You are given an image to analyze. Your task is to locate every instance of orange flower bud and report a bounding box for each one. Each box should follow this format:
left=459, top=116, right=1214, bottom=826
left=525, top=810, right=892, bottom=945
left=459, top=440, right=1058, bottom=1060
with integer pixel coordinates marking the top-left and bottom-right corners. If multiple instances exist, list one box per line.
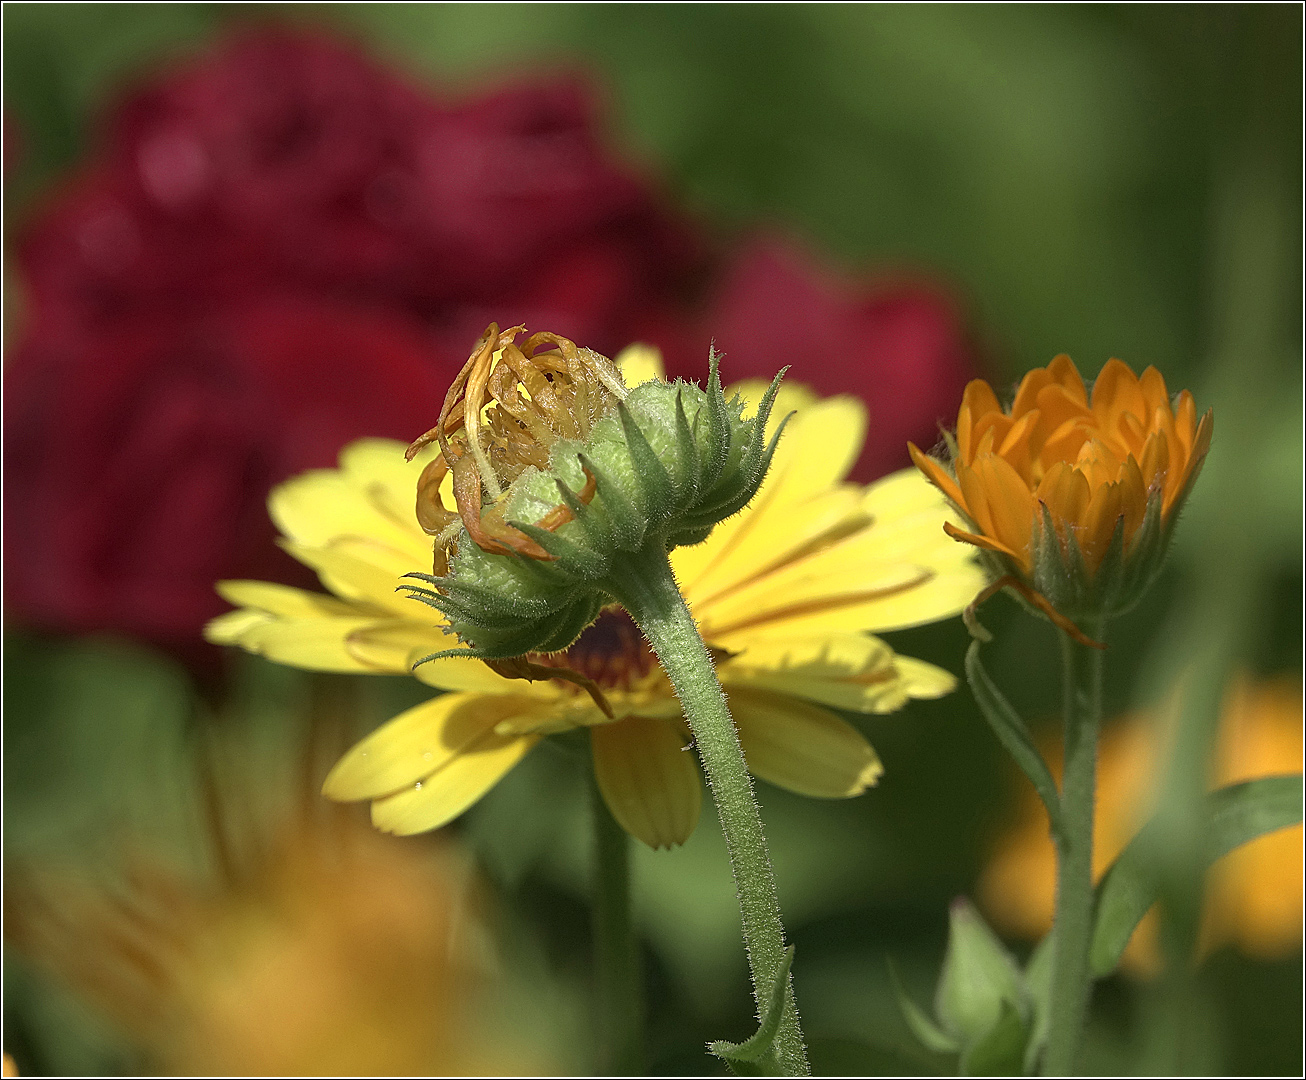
left=910, top=355, right=1212, bottom=621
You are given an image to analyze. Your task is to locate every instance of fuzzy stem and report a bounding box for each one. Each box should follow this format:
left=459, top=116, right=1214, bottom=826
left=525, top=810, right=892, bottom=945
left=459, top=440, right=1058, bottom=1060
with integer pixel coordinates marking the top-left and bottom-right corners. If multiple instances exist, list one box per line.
left=590, top=771, right=644, bottom=1074
left=1043, top=624, right=1106, bottom=1076
left=604, top=539, right=809, bottom=1076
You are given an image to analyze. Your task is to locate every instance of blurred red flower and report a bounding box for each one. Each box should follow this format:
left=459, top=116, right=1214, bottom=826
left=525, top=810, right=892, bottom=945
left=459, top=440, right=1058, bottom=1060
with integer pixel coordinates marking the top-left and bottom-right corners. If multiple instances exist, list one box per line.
left=664, top=238, right=976, bottom=483
left=4, top=28, right=977, bottom=649
left=4, top=29, right=701, bottom=647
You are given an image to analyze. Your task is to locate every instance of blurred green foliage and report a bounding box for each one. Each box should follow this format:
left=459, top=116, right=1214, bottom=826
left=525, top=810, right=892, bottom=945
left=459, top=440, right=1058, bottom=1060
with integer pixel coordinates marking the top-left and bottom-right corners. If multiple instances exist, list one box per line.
left=3, top=4, right=1300, bottom=1076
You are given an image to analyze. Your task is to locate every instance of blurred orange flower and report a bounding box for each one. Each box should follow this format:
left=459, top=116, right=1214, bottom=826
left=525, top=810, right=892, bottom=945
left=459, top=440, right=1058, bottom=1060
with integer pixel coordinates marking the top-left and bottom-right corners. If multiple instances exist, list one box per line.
left=4, top=717, right=549, bottom=1076
left=978, top=675, right=1303, bottom=976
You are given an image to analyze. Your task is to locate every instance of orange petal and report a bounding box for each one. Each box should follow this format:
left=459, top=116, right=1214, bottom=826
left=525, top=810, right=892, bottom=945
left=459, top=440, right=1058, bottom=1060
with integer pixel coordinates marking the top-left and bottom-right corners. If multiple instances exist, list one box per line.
left=1082, top=480, right=1124, bottom=572
left=956, top=460, right=997, bottom=539
left=1036, top=461, right=1092, bottom=531
left=1039, top=415, right=1094, bottom=469
left=1174, top=390, right=1197, bottom=459
left=1047, top=354, right=1088, bottom=405
left=1169, top=409, right=1213, bottom=515
left=1092, top=358, right=1147, bottom=434
left=997, top=409, right=1040, bottom=483
left=958, top=380, right=1003, bottom=463
left=1011, top=367, right=1053, bottom=419
left=974, top=454, right=1036, bottom=561
left=1138, top=429, right=1171, bottom=499
left=1118, top=455, right=1148, bottom=546
left=1077, top=438, right=1124, bottom=492
left=909, top=443, right=965, bottom=509
left=1139, top=366, right=1171, bottom=418
left=1035, top=383, right=1094, bottom=435
left=943, top=520, right=1027, bottom=567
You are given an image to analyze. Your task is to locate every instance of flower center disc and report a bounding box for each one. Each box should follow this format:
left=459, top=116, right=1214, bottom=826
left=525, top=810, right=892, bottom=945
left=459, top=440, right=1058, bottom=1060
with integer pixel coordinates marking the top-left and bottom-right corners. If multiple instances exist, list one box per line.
left=532, top=608, right=655, bottom=691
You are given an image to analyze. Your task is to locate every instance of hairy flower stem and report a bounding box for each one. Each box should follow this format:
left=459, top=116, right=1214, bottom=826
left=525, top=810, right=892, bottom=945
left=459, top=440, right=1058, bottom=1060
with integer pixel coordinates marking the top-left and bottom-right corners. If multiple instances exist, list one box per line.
left=591, top=773, right=644, bottom=1075
left=1043, top=625, right=1106, bottom=1076
left=605, top=540, right=810, bottom=1076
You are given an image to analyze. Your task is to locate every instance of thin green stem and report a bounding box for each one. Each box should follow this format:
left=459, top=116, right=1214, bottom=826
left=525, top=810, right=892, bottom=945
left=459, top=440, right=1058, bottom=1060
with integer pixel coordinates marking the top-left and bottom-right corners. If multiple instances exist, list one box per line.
left=590, top=771, right=644, bottom=1075
left=1043, top=624, right=1106, bottom=1076
left=604, top=539, right=810, bottom=1076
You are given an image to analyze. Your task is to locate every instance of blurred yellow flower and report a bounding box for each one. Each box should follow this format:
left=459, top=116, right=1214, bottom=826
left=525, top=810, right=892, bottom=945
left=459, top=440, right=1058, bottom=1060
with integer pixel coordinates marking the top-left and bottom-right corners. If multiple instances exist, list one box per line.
left=5, top=724, right=546, bottom=1077
left=978, top=676, right=1303, bottom=976
left=206, top=348, right=984, bottom=848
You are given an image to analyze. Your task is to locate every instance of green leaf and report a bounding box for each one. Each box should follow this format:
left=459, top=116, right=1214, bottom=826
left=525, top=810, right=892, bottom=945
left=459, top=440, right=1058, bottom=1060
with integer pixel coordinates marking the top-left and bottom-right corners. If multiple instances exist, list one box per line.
left=1090, top=775, right=1304, bottom=976
left=709, top=945, right=795, bottom=1068
left=888, top=959, right=960, bottom=1054
left=965, top=641, right=1065, bottom=840
left=961, top=999, right=1029, bottom=1077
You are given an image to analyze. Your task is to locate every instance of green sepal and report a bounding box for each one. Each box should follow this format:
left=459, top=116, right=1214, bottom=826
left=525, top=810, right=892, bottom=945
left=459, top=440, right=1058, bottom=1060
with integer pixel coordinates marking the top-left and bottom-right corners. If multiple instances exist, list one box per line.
left=579, top=451, right=647, bottom=550
left=960, top=999, right=1028, bottom=1077
left=1089, top=775, right=1304, bottom=976
left=709, top=945, right=795, bottom=1069
left=700, top=348, right=733, bottom=491
left=510, top=520, right=609, bottom=579
left=673, top=387, right=702, bottom=502
left=617, top=400, right=675, bottom=514
left=935, top=898, right=1029, bottom=1046
left=889, top=960, right=960, bottom=1054
left=554, top=476, right=613, bottom=549
left=1021, top=932, right=1055, bottom=1075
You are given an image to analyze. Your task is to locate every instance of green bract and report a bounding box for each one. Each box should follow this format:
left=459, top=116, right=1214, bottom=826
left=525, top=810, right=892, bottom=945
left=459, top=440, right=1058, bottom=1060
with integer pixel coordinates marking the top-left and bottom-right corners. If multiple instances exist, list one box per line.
left=403, top=355, right=787, bottom=660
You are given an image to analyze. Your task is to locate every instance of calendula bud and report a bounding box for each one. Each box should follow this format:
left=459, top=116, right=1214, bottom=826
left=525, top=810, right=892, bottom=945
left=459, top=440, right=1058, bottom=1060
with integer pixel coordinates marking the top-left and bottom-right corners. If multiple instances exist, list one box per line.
left=910, top=355, right=1212, bottom=624
left=402, top=324, right=786, bottom=659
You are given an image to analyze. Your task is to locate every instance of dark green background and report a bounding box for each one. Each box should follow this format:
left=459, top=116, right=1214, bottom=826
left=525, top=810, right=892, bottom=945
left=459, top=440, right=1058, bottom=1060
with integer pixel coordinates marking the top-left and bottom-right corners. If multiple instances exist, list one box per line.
left=4, top=4, right=1301, bottom=1075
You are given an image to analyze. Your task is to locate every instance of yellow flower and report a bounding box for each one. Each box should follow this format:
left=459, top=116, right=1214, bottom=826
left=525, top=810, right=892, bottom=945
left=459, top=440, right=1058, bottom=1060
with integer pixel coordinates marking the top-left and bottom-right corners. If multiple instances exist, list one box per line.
left=206, top=348, right=984, bottom=849
left=910, top=355, right=1212, bottom=622
left=978, top=675, right=1303, bottom=976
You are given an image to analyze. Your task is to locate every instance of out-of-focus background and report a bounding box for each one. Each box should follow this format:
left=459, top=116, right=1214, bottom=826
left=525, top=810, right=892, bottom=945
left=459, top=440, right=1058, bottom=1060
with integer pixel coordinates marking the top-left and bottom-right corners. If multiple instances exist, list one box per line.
left=3, top=4, right=1300, bottom=1076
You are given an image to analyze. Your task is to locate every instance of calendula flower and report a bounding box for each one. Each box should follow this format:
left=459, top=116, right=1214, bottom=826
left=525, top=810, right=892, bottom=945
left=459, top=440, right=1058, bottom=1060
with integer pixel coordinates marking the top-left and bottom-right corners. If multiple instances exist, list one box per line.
left=978, top=675, right=1303, bottom=976
left=909, top=355, right=1213, bottom=624
left=4, top=719, right=547, bottom=1077
left=207, top=343, right=983, bottom=849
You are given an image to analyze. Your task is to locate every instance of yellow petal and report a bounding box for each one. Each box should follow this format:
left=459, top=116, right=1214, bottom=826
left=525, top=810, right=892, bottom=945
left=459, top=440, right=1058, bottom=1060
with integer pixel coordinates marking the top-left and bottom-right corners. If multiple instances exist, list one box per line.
left=323, top=691, right=548, bottom=801
left=281, top=540, right=418, bottom=616
left=226, top=614, right=390, bottom=672
left=214, top=579, right=363, bottom=619
left=591, top=716, right=702, bottom=849
left=203, top=608, right=274, bottom=645
left=615, top=343, right=665, bottom=387
left=269, top=464, right=433, bottom=566
left=892, top=655, right=960, bottom=699
left=675, top=394, right=867, bottom=602
left=698, top=471, right=984, bottom=639
left=719, top=630, right=953, bottom=714
left=340, top=619, right=456, bottom=671
left=730, top=688, right=882, bottom=798
left=369, top=731, right=539, bottom=836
